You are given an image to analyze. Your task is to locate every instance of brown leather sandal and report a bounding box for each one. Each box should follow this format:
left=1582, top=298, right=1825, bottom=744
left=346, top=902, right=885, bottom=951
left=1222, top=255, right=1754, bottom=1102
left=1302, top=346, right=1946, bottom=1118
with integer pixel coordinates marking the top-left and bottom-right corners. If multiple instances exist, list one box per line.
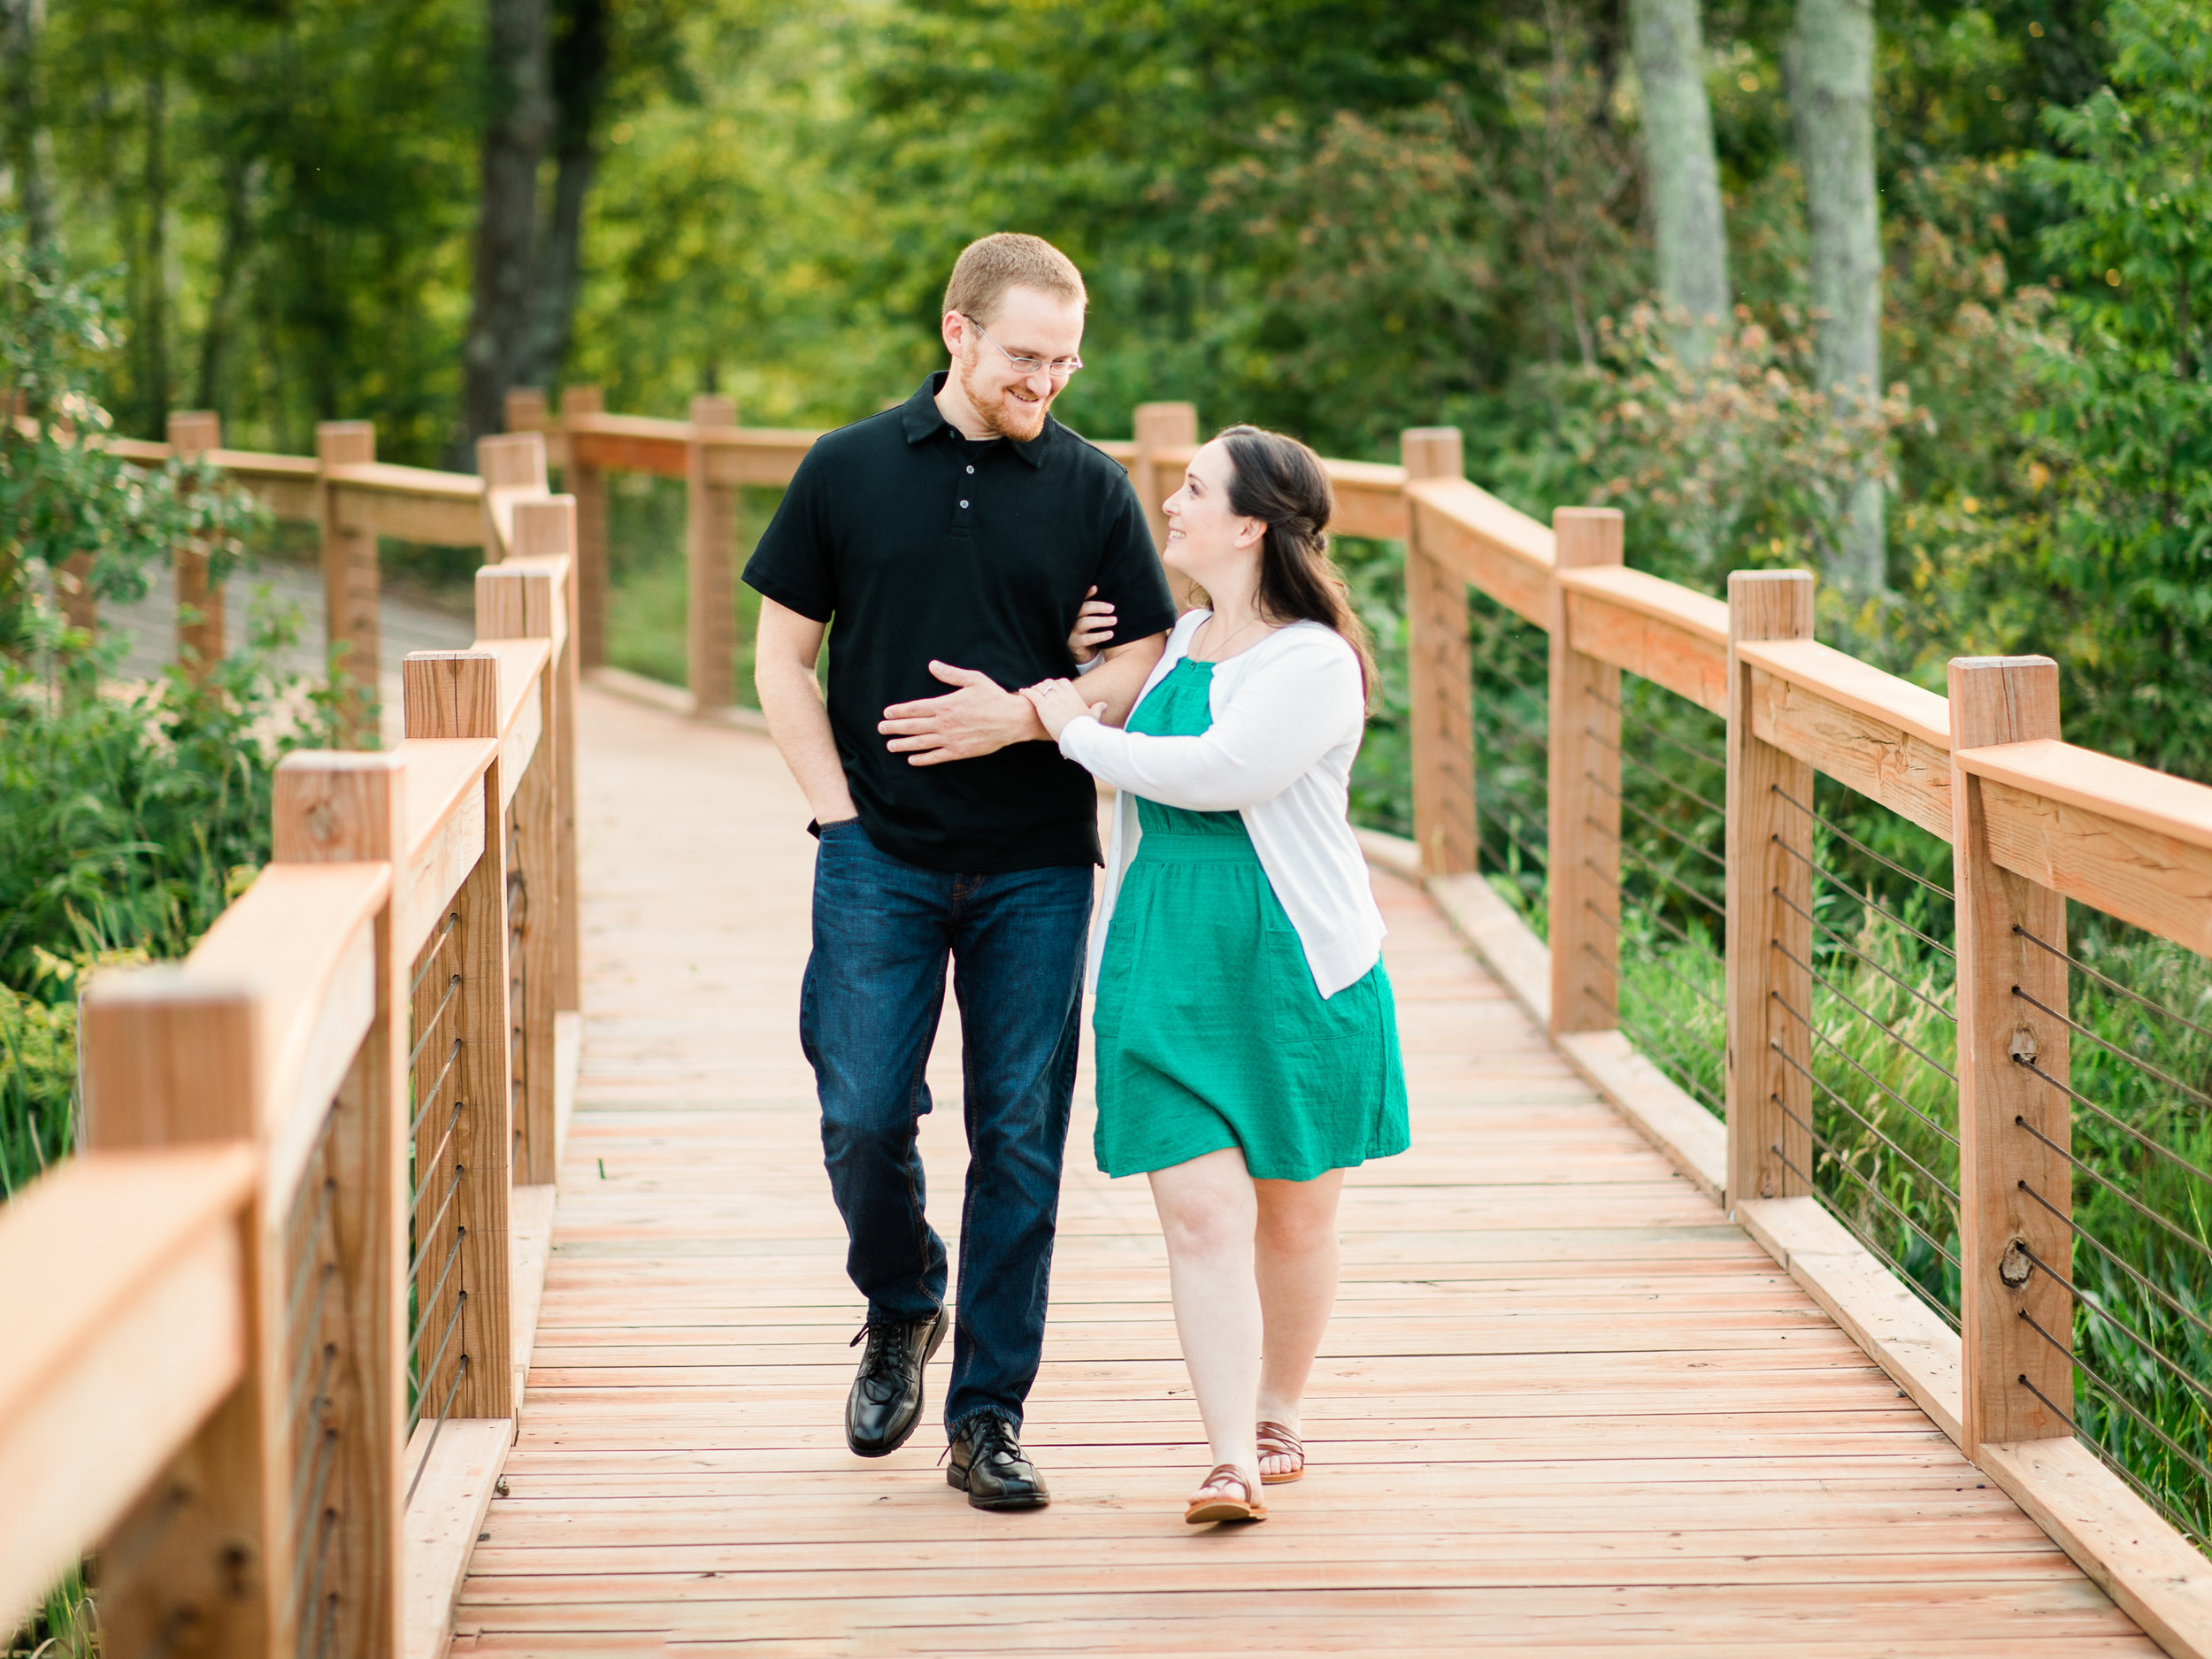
left=1184, top=1463, right=1267, bottom=1525
left=1256, top=1420, right=1305, bottom=1485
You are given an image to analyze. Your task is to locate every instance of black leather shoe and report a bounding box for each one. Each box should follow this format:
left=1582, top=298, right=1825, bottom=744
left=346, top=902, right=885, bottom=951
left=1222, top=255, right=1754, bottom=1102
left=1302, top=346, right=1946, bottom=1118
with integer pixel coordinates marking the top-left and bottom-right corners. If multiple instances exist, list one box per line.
left=844, top=1307, right=947, bottom=1457
left=947, top=1415, right=1050, bottom=1510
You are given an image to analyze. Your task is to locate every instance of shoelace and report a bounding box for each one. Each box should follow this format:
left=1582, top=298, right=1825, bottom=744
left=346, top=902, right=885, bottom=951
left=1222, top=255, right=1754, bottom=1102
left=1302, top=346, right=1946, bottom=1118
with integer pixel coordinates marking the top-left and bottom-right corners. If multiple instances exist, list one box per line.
left=849, top=1322, right=901, bottom=1372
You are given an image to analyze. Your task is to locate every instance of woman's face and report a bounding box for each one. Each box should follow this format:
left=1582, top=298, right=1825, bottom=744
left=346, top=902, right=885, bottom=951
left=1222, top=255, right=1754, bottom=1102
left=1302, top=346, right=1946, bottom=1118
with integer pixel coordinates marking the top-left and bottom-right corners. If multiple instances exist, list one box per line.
left=1162, top=439, right=1263, bottom=587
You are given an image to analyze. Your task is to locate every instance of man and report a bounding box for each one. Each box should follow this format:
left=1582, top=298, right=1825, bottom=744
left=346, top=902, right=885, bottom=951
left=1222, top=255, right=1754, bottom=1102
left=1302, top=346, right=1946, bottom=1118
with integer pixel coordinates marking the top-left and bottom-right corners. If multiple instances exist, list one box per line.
left=744, top=233, right=1176, bottom=1509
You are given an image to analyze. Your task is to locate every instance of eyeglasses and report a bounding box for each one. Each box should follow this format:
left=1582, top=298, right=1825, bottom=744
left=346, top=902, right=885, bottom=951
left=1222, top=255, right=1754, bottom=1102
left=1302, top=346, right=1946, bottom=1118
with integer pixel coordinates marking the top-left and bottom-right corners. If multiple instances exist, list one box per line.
left=958, top=313, right=1084, bottom=380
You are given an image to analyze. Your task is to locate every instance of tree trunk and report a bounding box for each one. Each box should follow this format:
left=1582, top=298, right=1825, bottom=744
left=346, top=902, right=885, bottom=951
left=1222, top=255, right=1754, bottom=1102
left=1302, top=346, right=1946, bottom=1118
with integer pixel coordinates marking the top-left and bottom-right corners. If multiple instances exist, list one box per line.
left=140, top=59, right=169, bottom=434
left=1788, top=0, right=1886, bottom=593
left=520, top=0, right=608, bottom=392
left=0, top=0, right=52, bottom=267
left=1627, top=0, right=1730, bottom=365
left=461, top=0, right=553, bottom=456
left=196, top=157, right=254, bottom=410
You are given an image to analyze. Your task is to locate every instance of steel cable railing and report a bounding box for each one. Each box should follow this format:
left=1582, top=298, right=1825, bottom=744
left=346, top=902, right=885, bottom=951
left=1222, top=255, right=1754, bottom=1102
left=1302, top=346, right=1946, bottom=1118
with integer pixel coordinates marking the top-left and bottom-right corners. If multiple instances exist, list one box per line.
left=283, top=1106, right=345, bottom=1658
left=2002, top=913, right=2212, bottom=1540
left=1593, top=677, right=1727, bottom=1119
left=1468, top=589, right=1548, bottom=920
left=405, top=909, right=472, bottom=1513
left=1765, top=778, right=1962, bottom=1324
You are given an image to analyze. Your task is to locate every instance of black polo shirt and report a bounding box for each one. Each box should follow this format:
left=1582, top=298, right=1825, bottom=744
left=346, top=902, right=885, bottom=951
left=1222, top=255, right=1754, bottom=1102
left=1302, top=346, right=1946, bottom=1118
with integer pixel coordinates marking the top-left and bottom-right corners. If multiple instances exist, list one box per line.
left=743, top=374, right=1178, bottom=872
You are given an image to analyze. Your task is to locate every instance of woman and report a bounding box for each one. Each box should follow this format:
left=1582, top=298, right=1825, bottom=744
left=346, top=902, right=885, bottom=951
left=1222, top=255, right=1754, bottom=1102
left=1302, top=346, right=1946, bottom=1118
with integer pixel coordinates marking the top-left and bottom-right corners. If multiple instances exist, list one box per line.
left=1025, top=426, right=1409, bottom=1525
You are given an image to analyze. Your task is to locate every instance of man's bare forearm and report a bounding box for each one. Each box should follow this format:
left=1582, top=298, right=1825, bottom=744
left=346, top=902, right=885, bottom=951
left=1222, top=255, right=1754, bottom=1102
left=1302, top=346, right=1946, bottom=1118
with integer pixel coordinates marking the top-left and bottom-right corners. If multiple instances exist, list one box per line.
left=1082, top=635, right=1168, bottom=726
left=756, top=655, right=858, bottom=823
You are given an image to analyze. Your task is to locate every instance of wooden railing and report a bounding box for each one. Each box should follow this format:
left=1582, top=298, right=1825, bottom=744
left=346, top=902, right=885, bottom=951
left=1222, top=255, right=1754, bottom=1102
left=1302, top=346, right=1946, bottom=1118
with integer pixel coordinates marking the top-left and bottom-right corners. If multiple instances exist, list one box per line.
left=501, top=389, right=1411, bottom=711
left=1388, top=433, right=2212, bottom=1651
left=0, top=465, right=581, bottom=1657
left=17, top=389, right=2212, bottom=1655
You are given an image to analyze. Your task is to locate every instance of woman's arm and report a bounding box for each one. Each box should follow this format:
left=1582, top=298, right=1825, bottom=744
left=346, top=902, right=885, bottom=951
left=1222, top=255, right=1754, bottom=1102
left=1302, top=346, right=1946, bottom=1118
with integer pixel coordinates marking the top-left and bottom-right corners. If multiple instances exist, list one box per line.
left=1030, top=634, right=1363, bottom=812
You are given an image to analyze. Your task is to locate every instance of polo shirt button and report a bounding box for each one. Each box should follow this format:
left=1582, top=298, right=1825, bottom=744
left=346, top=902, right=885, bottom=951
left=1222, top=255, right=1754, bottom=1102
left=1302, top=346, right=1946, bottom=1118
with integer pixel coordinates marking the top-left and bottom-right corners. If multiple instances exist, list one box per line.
left=965, top=465, right=975, bottom=474
left=959, top=499, right=970, bottom=509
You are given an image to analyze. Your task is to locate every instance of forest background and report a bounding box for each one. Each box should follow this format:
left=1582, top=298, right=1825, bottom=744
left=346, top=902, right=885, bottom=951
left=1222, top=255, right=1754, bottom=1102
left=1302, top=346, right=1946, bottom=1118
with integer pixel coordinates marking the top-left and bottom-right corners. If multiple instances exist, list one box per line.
left=8, top=0, right=2208, bottom=781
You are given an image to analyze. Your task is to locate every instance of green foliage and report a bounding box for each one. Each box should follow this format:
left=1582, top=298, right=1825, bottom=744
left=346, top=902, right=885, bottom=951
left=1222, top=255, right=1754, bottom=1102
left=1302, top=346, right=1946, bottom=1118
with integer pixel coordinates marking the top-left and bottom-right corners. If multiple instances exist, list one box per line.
left=2016, top=0, right=2212, bottom=776
left=0, top=232, right=262, bottom=661
left=1570, top=303, right=1922, bottom=592
left=4, top=1560, right=96, bottom=1659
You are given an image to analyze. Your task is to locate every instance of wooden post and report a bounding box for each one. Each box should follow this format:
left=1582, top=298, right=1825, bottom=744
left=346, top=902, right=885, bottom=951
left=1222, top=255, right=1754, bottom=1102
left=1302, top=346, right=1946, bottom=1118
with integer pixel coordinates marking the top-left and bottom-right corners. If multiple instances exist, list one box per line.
left=1725, top=570, right=1817, bottom=1209
left=511, top=497, right=582, bottom=1016
left=316, top=421, right=379, bottom=746
left=477, top=431, right=549, bottom=563
left=562, top=386, right=608, bottom=671
left=1547, top=509, right=1625, bottom=1032
left=477, top=548, right=564, bottom=1183
left=168, top=410, right=225, bottom=680
left=1133, top=403, right=1198, bottom=611
left=77, top=982, right=273, bottom=1657
left=503, top=385, right=549, bottom=452
left=269, top=749, right=410, bottom=1659
left=402, top=653, right=518, bottom=1422
left=1401, top=427, right=1476, bottom=879
left=1949, top=656, right=2072, bottom=1455
left=686, top=393, right=739, bottom=716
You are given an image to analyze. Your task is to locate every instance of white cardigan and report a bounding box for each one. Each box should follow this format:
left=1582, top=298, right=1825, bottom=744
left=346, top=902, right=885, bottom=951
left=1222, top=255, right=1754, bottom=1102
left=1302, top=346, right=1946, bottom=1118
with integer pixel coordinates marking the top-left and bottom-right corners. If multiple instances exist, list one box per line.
left=1059, top=611, right=1386, bottom=998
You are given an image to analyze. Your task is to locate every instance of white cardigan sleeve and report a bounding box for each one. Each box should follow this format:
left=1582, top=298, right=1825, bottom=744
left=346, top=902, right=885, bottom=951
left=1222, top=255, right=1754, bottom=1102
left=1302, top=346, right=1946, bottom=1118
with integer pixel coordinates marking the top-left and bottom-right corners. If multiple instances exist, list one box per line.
left=1056, top=632, right=1363, bottom=812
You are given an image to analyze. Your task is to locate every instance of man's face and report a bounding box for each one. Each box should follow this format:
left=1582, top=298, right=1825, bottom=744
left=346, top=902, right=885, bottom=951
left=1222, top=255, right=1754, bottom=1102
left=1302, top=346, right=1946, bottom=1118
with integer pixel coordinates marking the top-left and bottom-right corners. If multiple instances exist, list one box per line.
left=946, top=285, right=1087, bottom=442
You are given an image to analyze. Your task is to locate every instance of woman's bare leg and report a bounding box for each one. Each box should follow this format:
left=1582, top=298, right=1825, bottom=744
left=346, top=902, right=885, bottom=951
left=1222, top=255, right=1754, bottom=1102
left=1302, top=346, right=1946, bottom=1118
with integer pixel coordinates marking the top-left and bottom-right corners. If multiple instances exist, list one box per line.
left=1147, top=1147, right=1261, bottom=1500
left=1252, top=1168, right=1345, bottom=1478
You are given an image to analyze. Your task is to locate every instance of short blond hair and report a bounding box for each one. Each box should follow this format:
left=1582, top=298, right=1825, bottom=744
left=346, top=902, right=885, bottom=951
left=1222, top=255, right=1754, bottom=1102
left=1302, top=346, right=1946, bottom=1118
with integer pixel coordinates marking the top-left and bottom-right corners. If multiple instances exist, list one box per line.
left=942, top=233, right=1086, bottom=327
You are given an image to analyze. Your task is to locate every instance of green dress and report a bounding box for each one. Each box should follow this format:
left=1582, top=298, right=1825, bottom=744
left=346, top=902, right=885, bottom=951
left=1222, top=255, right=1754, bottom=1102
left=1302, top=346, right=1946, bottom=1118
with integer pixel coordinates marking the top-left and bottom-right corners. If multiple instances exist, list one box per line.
left=1092, top=657, right=1410, bottom=1181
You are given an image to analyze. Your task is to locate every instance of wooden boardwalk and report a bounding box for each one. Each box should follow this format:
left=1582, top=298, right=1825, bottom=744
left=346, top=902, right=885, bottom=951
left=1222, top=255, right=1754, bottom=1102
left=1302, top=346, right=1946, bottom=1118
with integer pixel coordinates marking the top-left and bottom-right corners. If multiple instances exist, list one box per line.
left=452, top=685, right=2154, bottom=1656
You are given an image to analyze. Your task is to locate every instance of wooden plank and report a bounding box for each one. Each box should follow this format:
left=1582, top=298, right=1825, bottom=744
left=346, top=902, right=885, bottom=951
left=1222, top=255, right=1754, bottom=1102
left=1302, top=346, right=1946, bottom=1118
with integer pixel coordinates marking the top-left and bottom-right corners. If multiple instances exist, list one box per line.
left=1960, top=739, right=2212, bottom=955
left=390, top=739, right=499, bottom=961
left=269, top=742, right=412, bottom=1659
left=406, top=655, right=518, bottom=1425
left=700, top=429, right=823, bottom=488
left=1133, top=404, right=1197, bottom=607
left=183, top=863, right=388, bottom=1210
left=1979, top=1436, right=2212, bottom=1659
left=211, top=448, right=323, bottom=524
left=403, top=1417, right=512, bottom=1659
left=1325, top=458, right=1409, bottom=541
left=1555, top=1030, right=1726, bottom=1203
left=1737, top=1196, right=1964, bottom=1446
left=500, top=522, right=581, bottom=1015
left=1737, top=637, right=1950, bottom=749
left=1402, top=429, right=1476, bottom=876
left=0, top=1148, right=256, bottom=1636
left=1725, top=571, right=1816, bottom=1209
left=505, top=669, right=560, bottom=1181
left=1560, top=565, right=1730, bottom=715
left=686, top=396, right=740, bottom=717
left=1748, top=662, right=1954, bottom=841
left=1403, top=476, right=1555, bottom=626
left=1548, top=508, right=1623, bottom=1032
left=1423, top=871, right=1550, bottom=1027
left=1948, top=659, right=2073, bottom=1455
left=317, top=421, right=380, bottom=743
left=563, top=412, right=693, bottom=476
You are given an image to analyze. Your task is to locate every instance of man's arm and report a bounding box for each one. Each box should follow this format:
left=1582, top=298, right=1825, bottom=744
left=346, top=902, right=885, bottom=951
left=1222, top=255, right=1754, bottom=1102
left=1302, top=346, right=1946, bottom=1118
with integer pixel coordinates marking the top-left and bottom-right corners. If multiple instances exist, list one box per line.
left=754, top=596, right=858, bottom=823
left=879, top=630, right=1168, bottom=767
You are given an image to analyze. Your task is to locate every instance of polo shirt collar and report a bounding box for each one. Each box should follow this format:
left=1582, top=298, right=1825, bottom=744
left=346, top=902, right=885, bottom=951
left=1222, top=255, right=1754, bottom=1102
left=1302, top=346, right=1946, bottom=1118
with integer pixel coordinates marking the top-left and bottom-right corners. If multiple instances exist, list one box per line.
left=901, top=372, right=1053, bottom=467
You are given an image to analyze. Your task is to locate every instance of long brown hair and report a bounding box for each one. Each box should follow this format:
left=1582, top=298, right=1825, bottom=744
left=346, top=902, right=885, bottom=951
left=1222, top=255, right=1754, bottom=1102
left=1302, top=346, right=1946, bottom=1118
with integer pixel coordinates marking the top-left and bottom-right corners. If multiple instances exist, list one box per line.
left=1215, top=424, right=1379, bottom=707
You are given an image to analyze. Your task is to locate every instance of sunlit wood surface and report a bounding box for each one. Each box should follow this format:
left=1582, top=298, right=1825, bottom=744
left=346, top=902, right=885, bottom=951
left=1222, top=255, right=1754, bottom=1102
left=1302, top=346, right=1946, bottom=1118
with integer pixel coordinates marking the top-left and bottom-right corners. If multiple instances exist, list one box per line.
left=450, top=685, right=2153, bottom=1655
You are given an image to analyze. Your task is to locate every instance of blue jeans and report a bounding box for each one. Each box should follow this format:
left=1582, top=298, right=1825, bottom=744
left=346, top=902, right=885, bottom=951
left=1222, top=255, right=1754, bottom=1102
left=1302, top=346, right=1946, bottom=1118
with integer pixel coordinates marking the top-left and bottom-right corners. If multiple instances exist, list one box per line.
left=800, top=818, right=1092, bottom=1436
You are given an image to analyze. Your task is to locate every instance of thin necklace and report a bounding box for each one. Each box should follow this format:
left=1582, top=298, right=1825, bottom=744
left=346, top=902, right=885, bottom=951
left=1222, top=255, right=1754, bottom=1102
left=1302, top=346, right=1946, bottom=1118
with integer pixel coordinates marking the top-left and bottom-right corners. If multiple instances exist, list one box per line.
left=1198, top=611, right=1268, bottom=659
